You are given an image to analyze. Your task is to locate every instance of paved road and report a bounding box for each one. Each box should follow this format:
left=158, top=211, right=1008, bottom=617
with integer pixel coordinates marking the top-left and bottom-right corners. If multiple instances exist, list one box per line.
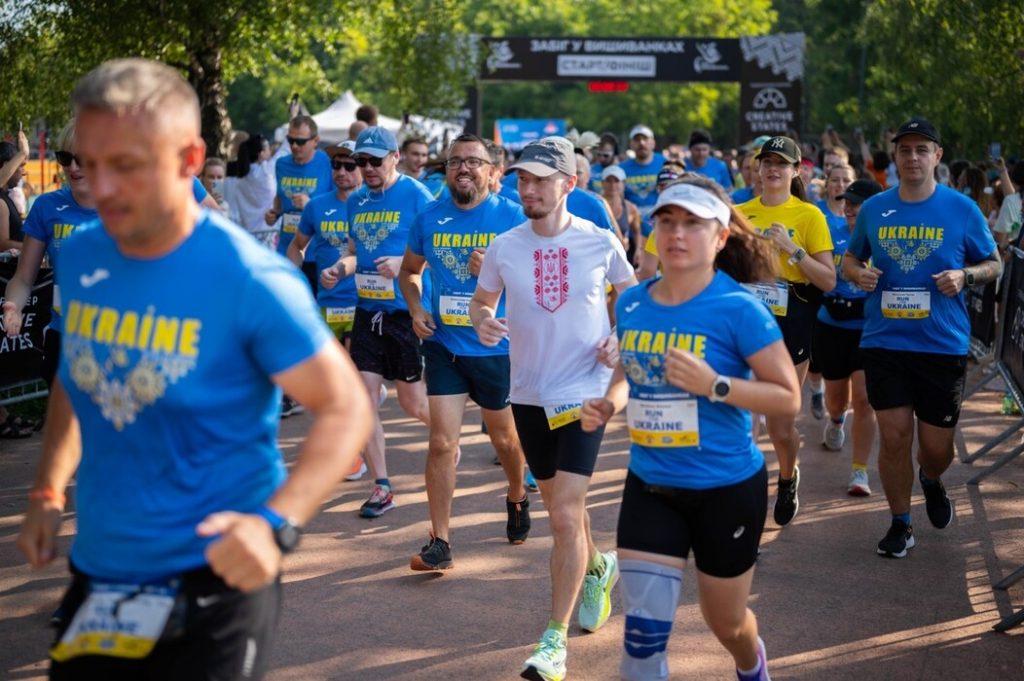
left=1, top=372, right=1022, bottom=680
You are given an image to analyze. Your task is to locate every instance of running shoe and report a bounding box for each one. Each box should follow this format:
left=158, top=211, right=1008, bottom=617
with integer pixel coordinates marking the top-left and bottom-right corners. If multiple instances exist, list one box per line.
left=578, top=550, right=619, bottom=633
left=359, top=484, right=395, bottom=518
left=410, top=535, right=453, bottom=571
left=822, top=419, right=845, bottom=451
left=877, top=518, right=915, bottom=558
left=377, top=383, right=388, bottom=407
left=344, top=460, right=368, bottom=481
left=525, top=468, right=539, bottom=493
left=920, top=468, right=954, bottom=529
left=507, top=496, right=531, bottom=544
left=847, top=469, right=871, bottom=497
left=280, top=396, right=305, bottom=417
left=772, top=467, right=800, bottom=526
left=809, top=390, right=825, bottom=420
left=521, top=630, right=567, bottom=681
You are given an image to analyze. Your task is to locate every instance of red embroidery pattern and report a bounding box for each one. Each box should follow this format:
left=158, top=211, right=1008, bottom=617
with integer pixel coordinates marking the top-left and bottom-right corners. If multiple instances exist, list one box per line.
left=533, top=247, right=569, bottom=312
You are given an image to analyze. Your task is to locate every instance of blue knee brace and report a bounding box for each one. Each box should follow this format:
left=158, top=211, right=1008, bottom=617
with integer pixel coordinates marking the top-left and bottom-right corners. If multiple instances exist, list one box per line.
left=619, top=559, right=683, bottom=681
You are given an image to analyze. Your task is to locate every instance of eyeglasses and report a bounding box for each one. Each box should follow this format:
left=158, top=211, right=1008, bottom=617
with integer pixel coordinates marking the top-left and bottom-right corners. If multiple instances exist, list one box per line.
left=354, top=156, right=386, bottom=168
left=55, top=151, right=81, bottom=167
left=287, top=136, right=313, bottom=146
left=445, top=157, right=491, bottom=170
left=331, top=159, right=358, bottom=172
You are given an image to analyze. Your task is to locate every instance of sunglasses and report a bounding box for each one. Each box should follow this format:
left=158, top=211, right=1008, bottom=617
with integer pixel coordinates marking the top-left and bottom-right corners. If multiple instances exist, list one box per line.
left=287, top=136, right=313, bottom=146
left=331, top=159, right=358, bottom=172
left=354, top=156, right=387, bottom=168
left=55, top=151, right=81, bottom=167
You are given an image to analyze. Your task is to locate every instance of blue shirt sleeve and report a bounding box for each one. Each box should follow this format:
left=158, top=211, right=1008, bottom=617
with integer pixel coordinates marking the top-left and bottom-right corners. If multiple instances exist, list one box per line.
left=22, top=199, right=48, bottom=243
left=192, top=177, right=208, bottom=203
left=408, top=213, right=426, bottom=257
left=964, top=201, right=997, bottom=263
left=298, top=200, right=317, bottom=237
left=734, top=294, right=783, bottom=359
left=848, top=207, right=872, bottom=261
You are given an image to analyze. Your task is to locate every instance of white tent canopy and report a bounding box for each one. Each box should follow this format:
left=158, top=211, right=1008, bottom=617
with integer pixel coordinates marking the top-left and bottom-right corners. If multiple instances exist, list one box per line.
left=273, top=90, right=461, bottom=151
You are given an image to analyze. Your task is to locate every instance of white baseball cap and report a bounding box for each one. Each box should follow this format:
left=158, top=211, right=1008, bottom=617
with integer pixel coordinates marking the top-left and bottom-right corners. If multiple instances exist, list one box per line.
left=601, top=165, right=626, bottom=182
left=651, top=182, right=731, bottom=227
left=629, top=125, right=655, bottom=140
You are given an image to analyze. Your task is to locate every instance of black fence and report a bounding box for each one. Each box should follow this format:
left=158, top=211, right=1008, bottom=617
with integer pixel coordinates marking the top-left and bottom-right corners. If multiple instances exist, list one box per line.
left=0, top=258, right=52, bottom=393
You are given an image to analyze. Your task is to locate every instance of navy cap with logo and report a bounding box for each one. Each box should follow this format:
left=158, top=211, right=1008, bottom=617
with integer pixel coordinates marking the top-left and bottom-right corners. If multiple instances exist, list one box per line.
left=355, top=126, right=398, bottom=158
left=840, top=179, right=884, bottom=205
left=892, top=117, right=941, bottom=145
left=507, top=136, right=577, bottom=177
left=755, top=136, right=801, bottom=164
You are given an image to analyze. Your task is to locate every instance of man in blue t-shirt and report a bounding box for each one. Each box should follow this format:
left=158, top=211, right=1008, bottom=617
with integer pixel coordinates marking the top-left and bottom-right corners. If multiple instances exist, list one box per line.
left=399, top=133, right=531, bottom=569
left=618, top=124, right=665, bottom=239
left=684, top=130, right=734, bottom=189
left=843, top=117, right=1002, bottom=559
left=319, top=126, right=435, bottom=519
left=16, top=58, right=372, bottom=679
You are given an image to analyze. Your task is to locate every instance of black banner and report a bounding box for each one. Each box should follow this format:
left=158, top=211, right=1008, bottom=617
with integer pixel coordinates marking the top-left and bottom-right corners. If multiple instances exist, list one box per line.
left=0, top=260, right=52, bottom=386
left=998, top=248, right=1024, bottom=406
left=967, top=280, right=998, bottom=351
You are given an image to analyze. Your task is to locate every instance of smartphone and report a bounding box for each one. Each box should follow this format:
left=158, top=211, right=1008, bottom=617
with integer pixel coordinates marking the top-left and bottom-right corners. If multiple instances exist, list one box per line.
left=989, top=142, right=1001, bottom=161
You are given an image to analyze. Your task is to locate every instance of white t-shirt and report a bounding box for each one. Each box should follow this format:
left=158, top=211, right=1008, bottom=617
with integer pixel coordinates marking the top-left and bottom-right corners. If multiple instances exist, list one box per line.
left=994, top=192, right=1022, bottom=242
left=478, top=216, right=634, bottom=406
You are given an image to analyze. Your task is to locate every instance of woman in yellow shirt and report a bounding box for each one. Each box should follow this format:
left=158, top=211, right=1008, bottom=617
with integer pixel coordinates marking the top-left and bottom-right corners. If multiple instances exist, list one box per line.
left=736, top=136, right=835, bottom=528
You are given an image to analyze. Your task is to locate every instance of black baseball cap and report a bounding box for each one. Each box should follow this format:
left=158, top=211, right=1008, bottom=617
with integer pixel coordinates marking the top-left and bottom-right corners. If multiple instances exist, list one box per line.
left=892, top=117, right=941, bottom=145
left=755, top=136, right=801, bottom=164
left=840, top=179, right=884, bottom=205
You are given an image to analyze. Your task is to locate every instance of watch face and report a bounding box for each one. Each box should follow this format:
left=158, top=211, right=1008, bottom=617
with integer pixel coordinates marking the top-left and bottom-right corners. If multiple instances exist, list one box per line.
left=714, top=380, right=730, bottom=397
left=276, top=523, right=301, bottom=553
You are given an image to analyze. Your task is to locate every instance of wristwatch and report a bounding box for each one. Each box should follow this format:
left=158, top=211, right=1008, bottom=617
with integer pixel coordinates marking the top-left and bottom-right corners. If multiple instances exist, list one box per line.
left=963, top=269, right=975, bottom=287
left=787, top=248, right=806, bottom=265
left=256, top=506, right=302, bottom=554
left=709, top=375, right=732, bottom=403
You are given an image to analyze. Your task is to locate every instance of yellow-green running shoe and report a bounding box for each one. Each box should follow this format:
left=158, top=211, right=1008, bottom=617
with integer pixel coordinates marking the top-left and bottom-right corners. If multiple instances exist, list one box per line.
left=520, top=629, right=567, bottom=681
left=578, top=550, right=619, bottom=632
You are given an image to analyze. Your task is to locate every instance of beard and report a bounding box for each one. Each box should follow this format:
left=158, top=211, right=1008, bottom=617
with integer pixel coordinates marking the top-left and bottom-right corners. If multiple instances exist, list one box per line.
left=522, top=203, right=553, bottom=220
left=451, top=184, right=479, bottom=206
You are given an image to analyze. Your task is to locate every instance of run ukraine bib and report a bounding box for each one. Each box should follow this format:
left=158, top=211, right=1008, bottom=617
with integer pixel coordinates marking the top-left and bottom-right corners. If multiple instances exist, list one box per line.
left=627, top=397, right=700, bottom=447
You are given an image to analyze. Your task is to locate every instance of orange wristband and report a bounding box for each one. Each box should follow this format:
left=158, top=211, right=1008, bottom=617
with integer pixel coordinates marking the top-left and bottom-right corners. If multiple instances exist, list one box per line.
left=29, top=487, right=66, bottom=507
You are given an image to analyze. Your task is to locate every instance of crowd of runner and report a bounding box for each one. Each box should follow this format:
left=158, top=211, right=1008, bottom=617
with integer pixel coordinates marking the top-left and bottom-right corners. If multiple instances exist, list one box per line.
left=0, top=58, right=1019, bottom=680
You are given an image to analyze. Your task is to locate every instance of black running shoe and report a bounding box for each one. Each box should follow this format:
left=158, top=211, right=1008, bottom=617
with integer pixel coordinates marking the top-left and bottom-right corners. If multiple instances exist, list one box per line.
left=773, top=466, right=800, bottom=526
left=920, top=468, right=954, bottom=529
left=877, top=519, right=915, bottom=558
left=410, top=535, right=453, bottom=571
left=506, top=496, right=531, bottom=544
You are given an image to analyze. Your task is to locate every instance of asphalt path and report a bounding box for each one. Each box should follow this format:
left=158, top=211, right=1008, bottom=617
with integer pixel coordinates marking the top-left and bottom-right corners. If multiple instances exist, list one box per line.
left=1, top=368, right=1022, bottom=680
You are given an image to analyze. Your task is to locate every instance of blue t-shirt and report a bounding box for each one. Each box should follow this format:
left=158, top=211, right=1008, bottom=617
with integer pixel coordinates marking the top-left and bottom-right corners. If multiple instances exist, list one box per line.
left=57, top=210, right=331, bottom=581
left=408, top=193, right=525, bottom=356
left=348, top=174, right=435, bottom=313
left=589, top=163, right=607, bottom=194
left=817, top=208, right=867, bottom=331
left=848, top=185, right=997, bottom=355
left=299, top=192, right=357, bottom=312
left=619, top=153, right=665, bottom=236
left=616, top=273, right=782, bottom=489
left=567, top=188, right=614, bottom=231
left=21, top=187, right=98, bottom=333
left=731, top=186, right=754, bottom=204
left=686, top=157, right=733, bottom=189
left=274, top=150, right=334, bottom=257
left=499, top=173, right=522, bottom=204
left=192, top=177, right=208, bottom=203
left=418, top=169, right=447, bottom=199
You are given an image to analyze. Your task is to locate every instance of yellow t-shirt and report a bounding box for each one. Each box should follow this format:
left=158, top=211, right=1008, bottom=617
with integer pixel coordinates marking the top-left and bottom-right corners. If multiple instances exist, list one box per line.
left=736, top=195, right=832, bottom=284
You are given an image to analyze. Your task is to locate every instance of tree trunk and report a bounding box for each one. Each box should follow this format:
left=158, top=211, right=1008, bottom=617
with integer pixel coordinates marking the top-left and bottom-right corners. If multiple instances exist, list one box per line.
left=189, top=45, right=232, bottom=159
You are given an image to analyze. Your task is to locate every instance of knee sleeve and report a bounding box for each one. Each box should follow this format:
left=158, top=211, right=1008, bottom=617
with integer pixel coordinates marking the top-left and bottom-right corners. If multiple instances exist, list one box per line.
left=619, top=559, right=683, bottom=681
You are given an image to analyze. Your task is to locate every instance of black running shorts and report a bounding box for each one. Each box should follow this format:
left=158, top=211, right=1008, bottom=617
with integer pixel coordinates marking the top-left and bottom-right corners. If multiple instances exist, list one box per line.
left=510, top=403, right=606, bottom=480
left=812, top=321, right=864, bottom=381
left=349, top=308, right=423, bottom=382
left=860, top=347, right=967, bottom=427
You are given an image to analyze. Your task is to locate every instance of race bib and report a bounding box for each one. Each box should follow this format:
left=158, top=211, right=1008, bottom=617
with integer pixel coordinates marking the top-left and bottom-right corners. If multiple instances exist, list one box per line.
left=355, top=273, right=396, bottom=300
left=881, top=289, right=931, bottom=319
left=282, top=212, right=301, bottom=234
left=544, top=402, right=582, bottom=430
left=51, top=582, right=177, bottom=662
left=439, top=295, right=472, bottom=327
left=627, top=398, right=700, bottom=448
left=744, top=282, right=789, bottom=317
left=325, top=306, right=355, bottom=324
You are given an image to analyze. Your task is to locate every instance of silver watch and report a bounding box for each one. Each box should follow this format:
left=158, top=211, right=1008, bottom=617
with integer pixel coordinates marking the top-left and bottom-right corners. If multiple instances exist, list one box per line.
left=709, top=375, right=732, bottom=402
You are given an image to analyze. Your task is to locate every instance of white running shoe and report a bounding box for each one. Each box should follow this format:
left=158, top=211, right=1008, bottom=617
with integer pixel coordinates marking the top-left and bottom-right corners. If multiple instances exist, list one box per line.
left=822, top=419, right=846, bottom=451
left=848, top=468, right=871, bottom=496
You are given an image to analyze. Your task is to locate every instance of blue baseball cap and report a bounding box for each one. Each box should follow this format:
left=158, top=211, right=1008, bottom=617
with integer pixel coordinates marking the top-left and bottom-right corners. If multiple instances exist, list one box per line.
left=354, top=126, right=398, bottom=158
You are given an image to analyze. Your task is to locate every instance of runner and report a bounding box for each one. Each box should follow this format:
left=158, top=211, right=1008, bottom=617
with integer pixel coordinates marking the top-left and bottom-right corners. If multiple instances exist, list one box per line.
left=814, top=179, right=882, bottom=496
left=737, top=136, right=835, bottom=527
left=470, top=137, right=637, bottom=681
left=320, top=126, right=435, bottom=518
left=582, top=177, right=799, bottom=681
left=619, top=125, right=665, bottom=248
left=16, top=58, right=372, bottom=680
left=399, top=133, right=530, bottom=569
left=843, top=117, right=1001, bottom=558
left=684, top=130, right=734, bottom=189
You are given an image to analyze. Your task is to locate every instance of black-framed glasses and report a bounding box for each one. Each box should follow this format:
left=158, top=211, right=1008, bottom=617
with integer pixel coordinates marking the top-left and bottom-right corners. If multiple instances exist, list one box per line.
left=287, top=136, right=313, bottom=146
left=331, top=159, right=359, bottom=172
left=55, top=151, right=81, bottom=167
left=445, top=157, right=491, bottom=170
left=354, top=156, right=386, bottom=168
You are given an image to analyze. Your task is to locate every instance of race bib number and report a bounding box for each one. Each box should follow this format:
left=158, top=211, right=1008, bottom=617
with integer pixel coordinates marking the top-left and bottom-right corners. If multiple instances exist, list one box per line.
left=282, top=212, right=301, bottom=234
left=51, top=583, right=177, bottom=662
left=325, top=306, right=355, bottom=324
left=881, top=289, right=931, bottom=319
left=743, top=282, right=789, bottom=317
left=439, top=295, right=472, bottom=327
left=627, top=398, right=700, bottom=447
left=544, top=402, right=582, bottom=430
left=355, top=273, right=396, bottom=300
